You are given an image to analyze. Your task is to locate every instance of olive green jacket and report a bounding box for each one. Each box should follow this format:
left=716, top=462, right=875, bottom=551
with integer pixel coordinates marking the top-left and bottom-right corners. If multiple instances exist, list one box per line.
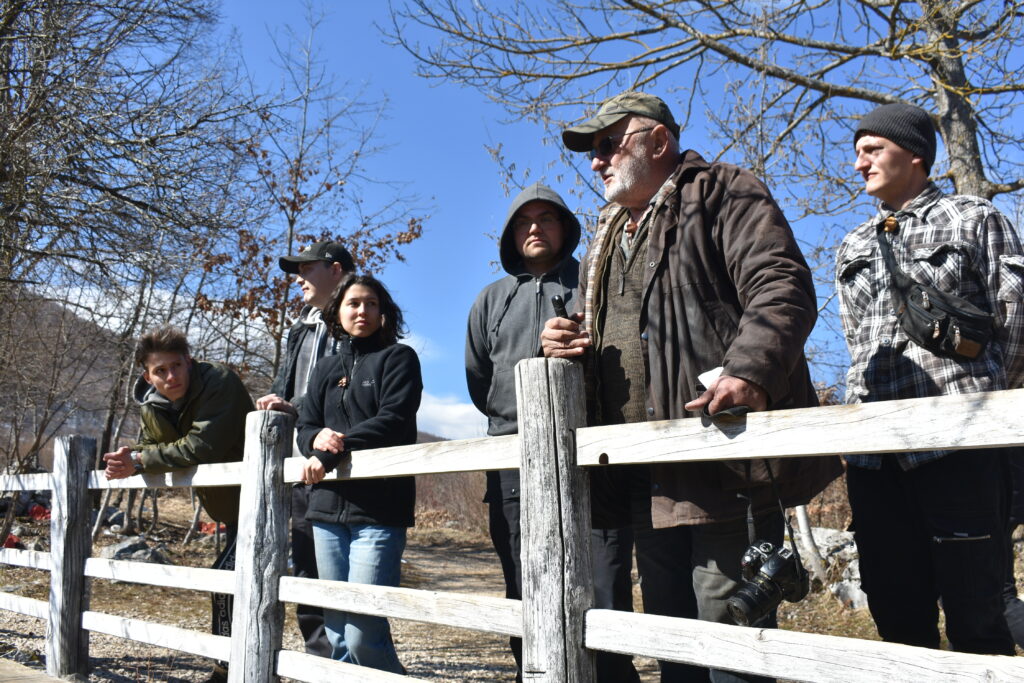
left=134, top=360, right=254, bottom=523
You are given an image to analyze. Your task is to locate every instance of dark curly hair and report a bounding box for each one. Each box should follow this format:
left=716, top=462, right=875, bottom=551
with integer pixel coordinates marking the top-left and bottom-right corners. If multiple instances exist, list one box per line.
left=322, top=274, right=406, bottom=346
left=135, top=326, right=191, bottom=366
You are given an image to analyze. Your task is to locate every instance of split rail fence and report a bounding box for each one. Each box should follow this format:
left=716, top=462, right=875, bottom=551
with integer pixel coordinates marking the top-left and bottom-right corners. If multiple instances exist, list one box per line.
left=2, top=357, right=1024, bottom=681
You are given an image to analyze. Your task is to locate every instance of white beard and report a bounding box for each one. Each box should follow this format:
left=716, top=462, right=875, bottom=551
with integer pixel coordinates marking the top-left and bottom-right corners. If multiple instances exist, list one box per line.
left=603, top=139, right=650, bottom=205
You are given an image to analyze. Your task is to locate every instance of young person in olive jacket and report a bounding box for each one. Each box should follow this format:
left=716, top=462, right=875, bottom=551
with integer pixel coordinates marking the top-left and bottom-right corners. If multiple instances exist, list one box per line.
left=103, top=326, right=254, bottom=683
left=296, top=275, right=422, bottom=674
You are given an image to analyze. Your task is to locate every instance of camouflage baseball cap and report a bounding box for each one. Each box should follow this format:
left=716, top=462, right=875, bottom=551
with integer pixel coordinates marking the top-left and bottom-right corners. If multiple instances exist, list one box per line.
left=562, top=91, right=680, bottom=152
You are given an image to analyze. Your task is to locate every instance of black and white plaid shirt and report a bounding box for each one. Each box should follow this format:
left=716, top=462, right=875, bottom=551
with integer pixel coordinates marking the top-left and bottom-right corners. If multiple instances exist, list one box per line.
left=837, top=183, right=1024, bottom=469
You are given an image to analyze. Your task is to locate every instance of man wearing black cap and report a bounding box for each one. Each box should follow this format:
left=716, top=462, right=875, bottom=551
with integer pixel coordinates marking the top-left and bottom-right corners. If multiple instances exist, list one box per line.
left=542, top=91, right=840, bottom=682
left=256, top=239, right=355, bottom=657
left=837, top=103, right=1024, bottom=654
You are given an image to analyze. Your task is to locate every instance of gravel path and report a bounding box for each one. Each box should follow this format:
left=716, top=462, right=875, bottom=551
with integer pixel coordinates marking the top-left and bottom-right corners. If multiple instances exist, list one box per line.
left=0, top=527, right=521, bottom=681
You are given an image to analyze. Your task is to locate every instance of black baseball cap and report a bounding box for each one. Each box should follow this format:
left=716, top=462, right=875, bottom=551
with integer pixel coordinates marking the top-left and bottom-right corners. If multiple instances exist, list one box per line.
left=279, top=240, right=355, bottom=274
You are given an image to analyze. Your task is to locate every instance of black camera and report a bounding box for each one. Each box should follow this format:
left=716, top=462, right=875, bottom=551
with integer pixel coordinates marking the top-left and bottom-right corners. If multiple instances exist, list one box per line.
left=726, top=539, right=809, bottom=627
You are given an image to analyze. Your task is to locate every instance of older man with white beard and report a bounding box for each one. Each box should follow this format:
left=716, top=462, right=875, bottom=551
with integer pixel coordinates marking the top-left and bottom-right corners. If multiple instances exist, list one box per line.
left=541, top=91, right=841, bottom=683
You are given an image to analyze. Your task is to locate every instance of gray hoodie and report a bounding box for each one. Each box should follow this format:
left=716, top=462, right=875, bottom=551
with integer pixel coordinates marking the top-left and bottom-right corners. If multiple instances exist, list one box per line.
left=465, top=182, right=582, bottom=438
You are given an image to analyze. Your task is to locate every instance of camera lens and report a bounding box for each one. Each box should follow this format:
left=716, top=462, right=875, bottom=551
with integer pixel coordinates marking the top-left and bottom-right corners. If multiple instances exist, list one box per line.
left=726, top=575, right=782, bottom=626
left=726, top=590, right=759, bottom=626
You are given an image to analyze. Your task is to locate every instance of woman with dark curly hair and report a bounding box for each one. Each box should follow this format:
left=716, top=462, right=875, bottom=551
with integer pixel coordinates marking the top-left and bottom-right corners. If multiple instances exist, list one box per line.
left=296, top=274, right=422, bottom=673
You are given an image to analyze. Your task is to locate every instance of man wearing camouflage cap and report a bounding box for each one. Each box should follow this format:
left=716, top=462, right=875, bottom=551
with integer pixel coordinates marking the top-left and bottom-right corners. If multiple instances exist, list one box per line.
left=543, top=91, right=841, bottom=682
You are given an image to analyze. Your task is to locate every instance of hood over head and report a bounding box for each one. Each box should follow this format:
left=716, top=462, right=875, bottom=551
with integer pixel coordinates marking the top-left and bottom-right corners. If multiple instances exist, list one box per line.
left=499, top=182, right=581, bottom=275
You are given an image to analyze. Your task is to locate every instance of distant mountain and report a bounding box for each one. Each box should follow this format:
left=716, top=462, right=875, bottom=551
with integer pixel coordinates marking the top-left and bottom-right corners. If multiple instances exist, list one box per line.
left=416, top=431, right=445, bottom=443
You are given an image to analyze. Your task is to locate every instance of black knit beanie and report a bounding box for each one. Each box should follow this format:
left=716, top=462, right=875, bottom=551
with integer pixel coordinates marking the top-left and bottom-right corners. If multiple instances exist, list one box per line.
left=854, top=103, right=936, bottom=171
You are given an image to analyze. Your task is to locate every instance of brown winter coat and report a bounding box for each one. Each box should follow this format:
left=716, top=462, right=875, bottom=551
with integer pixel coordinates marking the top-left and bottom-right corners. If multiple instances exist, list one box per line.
left=581, top=150, right=842, bottom=526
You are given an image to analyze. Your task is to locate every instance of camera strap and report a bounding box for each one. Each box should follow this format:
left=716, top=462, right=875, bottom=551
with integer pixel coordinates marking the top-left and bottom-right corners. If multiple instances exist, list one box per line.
left=742, top=460, right=806, bottom=578
left=742, top=462, right=757, bottom=546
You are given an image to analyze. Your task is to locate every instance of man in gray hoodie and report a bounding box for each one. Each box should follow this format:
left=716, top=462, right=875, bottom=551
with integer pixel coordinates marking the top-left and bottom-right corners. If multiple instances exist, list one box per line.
left=466, top=183, right=639, bottom=681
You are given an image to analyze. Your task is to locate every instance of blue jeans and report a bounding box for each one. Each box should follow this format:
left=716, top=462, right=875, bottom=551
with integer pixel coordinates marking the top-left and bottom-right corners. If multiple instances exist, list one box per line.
left=312, top=522, right=407, bottom=673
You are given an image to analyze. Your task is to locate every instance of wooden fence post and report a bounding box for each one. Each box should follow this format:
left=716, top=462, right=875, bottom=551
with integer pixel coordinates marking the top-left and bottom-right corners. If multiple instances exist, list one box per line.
left=228, top=411, right=293, bottom=683
left=47, top=435, right=94, bottom=678
left=516, top=357, right=594, bottom=682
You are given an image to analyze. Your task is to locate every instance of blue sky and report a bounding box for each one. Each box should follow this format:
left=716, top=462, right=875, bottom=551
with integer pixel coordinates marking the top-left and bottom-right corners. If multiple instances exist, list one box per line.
left=218, top=1, right=1005, bottom=438
left=217, top=1, right=608, bottom=438
left=217, top=1, right=856, bottom=439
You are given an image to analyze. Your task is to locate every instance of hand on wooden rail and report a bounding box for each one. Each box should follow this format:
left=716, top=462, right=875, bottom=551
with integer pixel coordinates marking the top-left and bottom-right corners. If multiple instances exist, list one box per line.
left=102, top=446, right=136, bottom=480
left=685, top=375, right=767, bottom=416
left=255, top=393, right=298, bottom=415
left=301, top=455, right=326, bottom=485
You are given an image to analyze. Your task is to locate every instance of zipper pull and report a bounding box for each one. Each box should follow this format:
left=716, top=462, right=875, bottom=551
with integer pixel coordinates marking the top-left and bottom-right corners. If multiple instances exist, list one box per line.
left=932, top=320, right=941, bottom=339
left=921, top=290, right=930, bottom=310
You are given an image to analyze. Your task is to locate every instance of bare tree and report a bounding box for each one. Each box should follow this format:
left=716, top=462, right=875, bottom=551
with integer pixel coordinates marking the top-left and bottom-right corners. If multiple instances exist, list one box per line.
left=388, top=0, right=1023, bottom=201
left=206, top=2, right=426, bottom=381
left=0, top=2, right=429, bottom=558
left=387, top=0, right=1023, bottom=390
left=0, top=286, right=124, bottom=540
left=0, top=0, right=260, bottom=294
left=0, top=0, right=264, bottom=494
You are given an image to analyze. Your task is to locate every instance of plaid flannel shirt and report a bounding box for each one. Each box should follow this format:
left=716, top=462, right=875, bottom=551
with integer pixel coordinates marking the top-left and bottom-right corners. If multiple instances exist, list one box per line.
left=837, top=183, right=1024, bottom=470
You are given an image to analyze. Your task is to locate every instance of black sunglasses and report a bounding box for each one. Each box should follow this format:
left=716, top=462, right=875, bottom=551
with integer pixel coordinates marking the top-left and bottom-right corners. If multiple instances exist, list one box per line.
left=588, top=126, right=656, bottom=161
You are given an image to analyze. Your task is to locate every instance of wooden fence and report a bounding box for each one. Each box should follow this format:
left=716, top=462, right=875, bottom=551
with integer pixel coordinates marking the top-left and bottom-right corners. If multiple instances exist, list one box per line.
left=2, top=357, right=1024, bottom=682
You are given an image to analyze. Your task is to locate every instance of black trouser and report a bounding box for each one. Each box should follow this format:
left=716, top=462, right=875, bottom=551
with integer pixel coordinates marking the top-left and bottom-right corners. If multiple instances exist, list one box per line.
left=621, top=462, right=778, bottom=683
left=847, top=450, right=1013, bottom=654
left=1002, top=449, right=1024, bottom=648
left=486, top=471, right=640, bottom=682
left=291, top=483, right=333, bottom=657
left=633, top=514, right=781, bottom=683
left=211, top=524, right=237, bottom=639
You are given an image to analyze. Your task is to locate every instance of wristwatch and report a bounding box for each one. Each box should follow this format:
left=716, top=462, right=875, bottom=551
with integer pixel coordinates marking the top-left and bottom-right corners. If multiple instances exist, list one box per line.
left=130, top=450, right=144, bottom=474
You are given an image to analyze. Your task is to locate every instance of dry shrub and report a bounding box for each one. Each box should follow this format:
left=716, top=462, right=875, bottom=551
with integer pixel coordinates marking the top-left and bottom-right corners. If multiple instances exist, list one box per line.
left=803, top=466, right=851, bottom=530
left=415, top=471, right=488, bottom=537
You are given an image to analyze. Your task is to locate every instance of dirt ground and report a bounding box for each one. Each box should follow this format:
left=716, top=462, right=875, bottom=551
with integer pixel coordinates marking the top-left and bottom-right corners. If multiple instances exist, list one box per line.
left=2, top=489, right=1019, bottom=681
left=2, top=491, right=611, bottom=681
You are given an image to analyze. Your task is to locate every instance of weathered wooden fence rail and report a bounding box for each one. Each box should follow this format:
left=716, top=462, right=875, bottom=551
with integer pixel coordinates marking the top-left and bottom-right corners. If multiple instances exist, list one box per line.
left=2, top=357, right=1024, bottom=682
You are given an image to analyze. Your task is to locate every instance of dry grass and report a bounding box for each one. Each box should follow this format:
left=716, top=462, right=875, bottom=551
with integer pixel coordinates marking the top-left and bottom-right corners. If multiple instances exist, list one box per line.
left=802, top=469, right=852, bottom=531
left=415, top=471, right=489, bottom=537
left=4, top=478, right=1022, bottom=680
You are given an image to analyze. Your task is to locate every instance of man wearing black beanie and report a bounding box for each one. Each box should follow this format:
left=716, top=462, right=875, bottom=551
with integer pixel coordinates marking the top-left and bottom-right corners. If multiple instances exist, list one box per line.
left=836, top=102, right=1024, bottom=654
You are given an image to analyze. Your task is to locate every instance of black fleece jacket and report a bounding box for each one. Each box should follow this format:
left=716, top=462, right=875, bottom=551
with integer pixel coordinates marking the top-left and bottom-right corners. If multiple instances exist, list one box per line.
left=296, top=335, right=422, bottom=527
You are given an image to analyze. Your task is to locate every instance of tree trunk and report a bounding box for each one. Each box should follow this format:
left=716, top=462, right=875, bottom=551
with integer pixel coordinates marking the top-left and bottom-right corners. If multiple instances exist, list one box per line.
left=920, top=0, right=993, bottom=198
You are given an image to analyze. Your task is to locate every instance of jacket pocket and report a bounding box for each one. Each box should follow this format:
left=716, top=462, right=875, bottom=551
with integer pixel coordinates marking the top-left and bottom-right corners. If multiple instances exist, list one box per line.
left=716, top=458, right=781, bottom=490
left=678, top=282, right=738, bottom=374
left=486, top=367, right=518, bottom=427
left=998, top=254, right=1024, bottom=305
left=306, top=483, right=343, bottom=523
left=837, top=248, right=875, bottom=318
left=909, top=241, right=976, bottom=296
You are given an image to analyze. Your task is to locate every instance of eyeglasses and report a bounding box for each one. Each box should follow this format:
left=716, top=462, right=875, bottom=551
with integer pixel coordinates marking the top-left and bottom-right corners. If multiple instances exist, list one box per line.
left=513, top=213, right=561, bottom=232
left=588, top=127, right=656, bottom=161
